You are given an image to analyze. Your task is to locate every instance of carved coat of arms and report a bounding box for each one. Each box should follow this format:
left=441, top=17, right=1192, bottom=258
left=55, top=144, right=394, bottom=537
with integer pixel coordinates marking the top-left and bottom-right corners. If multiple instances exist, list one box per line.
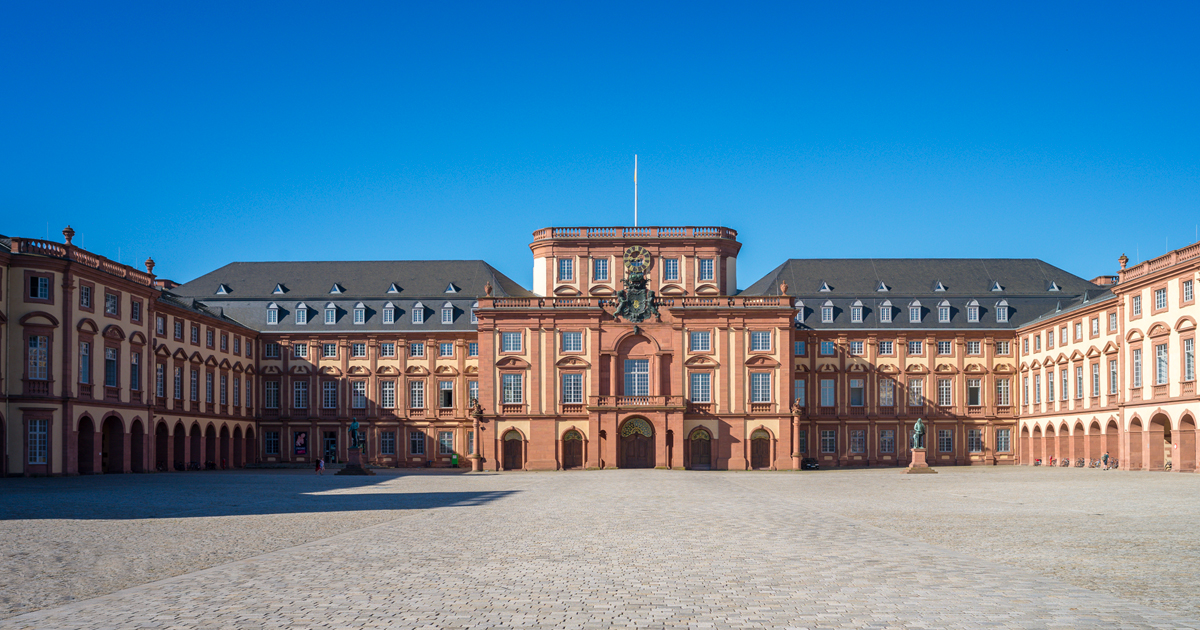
left=612, top=246, right=660, bottom=323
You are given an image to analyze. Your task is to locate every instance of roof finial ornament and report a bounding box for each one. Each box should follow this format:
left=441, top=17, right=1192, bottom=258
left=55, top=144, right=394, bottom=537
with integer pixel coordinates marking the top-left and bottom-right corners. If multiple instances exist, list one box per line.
left=62, top=225, right=75, bottom=246
left=484, top=280, right=493, bottom=297
left=779, top=280, right=788, bottom=295
left=1118, top=253, right=1129, bottom=270
left=145, top=257, right=156, bottom=275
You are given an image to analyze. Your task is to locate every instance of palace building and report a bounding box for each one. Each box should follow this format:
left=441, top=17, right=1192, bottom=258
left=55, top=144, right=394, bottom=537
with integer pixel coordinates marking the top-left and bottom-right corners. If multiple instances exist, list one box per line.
left=2, top=224, right=1198, bottom=475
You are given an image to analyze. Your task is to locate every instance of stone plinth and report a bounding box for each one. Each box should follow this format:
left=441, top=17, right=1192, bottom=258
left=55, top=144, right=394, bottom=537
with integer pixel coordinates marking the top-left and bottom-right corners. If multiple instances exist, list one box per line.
left=906, top=448, right=938, bottom=474
left=336, top=448, right=376, bottom=476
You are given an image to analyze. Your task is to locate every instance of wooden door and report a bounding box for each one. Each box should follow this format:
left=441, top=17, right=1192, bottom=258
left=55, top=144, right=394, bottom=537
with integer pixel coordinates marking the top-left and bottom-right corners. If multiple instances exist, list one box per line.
left=621, top=434, right=652, bottom=468
left=751, top=437, right=770, bottom=469
left=691, top=436, right=711, bottom=469
left=562, top=432, right=583, bottom=469
left=503, top=436, right=523, bottom=470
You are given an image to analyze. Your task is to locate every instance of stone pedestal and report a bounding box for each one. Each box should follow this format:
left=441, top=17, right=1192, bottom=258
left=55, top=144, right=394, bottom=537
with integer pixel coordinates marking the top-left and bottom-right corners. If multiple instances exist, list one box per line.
left=336, top=447, right=376, bottom=476
left=469, top=454, right=483, bottom=472
left=905, top=448, right=938, bottom=474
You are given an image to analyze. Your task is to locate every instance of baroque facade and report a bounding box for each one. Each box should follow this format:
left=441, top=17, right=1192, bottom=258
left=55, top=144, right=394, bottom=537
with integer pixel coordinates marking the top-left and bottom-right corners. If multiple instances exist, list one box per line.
left=2, top=224, right=1196, bottom=475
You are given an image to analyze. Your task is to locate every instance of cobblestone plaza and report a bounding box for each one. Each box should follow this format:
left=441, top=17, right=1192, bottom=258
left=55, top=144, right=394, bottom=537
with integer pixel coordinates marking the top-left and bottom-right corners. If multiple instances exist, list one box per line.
left=2, top=468, right=1198, bottom=629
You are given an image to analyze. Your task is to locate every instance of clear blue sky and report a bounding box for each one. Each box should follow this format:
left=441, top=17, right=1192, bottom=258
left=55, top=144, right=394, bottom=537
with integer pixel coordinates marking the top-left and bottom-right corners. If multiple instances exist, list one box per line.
left=3, top=2, right=1198, bottom=290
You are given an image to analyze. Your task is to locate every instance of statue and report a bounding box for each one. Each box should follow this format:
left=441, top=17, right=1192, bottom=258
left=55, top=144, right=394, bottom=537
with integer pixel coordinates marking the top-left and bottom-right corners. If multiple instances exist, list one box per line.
left=911, top=418, right=927, bottom=450
left=469, top=397, right=484, bottom=418
left=790, top=398, right=804, bottom=415
left=349, top=419, right=362, bottom=450
left=612, top=270, right=660, bottom=323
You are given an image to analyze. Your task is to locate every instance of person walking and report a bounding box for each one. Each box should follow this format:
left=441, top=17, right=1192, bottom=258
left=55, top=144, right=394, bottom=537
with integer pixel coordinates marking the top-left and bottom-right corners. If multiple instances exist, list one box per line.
left=1102, top=451, right=1110, bottom=470
left=315, top=457, right=325, bottom=475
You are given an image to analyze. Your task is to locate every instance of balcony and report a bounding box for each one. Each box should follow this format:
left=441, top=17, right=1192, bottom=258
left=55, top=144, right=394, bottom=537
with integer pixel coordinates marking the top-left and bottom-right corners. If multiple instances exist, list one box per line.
left=589, top=395, right=685, bottom=410
left=532, top=226, right=738, bottom=242
left=25, top=380, right=51, bottom=396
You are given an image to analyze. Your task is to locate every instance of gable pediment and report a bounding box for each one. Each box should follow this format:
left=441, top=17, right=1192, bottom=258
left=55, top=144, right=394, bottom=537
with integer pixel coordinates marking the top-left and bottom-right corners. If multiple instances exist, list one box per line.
left=102, top=324, right=126, bottom=341
left=244, top=365, right=256, bottom=375
left=205, top=356, right=219, bottom=367
left=232, top=361, right=244, bottom=373
left=1041, top=357, right=1055, bottom=367
left=659, top=283, right=686, bottom=296
left=745, top=355, right=781, bottom=368
left=261, top=365, right=281, bottom=375
left=189, top=351, right=204, bottom=364
left=556, top=356, right=593, bottom=369
left=1085, top=346, right=1101, bottom=359
left=553, top=285, right=582, bottom=296
left=376, top=365, right=398, bottom=376
left=218, top=358, right=232, bottom=369
left=405, top=365, right=430, bottom=376
left=1055, top=353, right=1070, bottom=365
left=1069, top=350, right=1085, bottom=362
left=320, top=366, right=343, bottom=376
left=173, top=347, right=189, bottom=360
left=1102, top=341, right=1121, bottom=355
left=589, top=285, right=614, bottom=296
left=289, top=365, right=310, bottom=375
left=155, top=345, right=172, bottom=357
left=1148, top=323, right=1171, bottom=338
left=434, top=365, right=460, bottom=376
left=694, top=283, right=720, bottom=296
left=905, top=363, right=929, bottom=374
left=495, top=356, right=531, bottom=369
left=347, top=365, right=371, bottom=376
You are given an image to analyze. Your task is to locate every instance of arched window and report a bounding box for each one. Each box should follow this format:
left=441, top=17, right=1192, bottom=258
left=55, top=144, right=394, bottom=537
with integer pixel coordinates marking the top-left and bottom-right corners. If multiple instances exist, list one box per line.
left=412, top=302, right=425, bottom=324
left=909, top=300, right=922, bottom=323
left=850, top=299, right=863, bottom=323
left=966, top=299, right=980, bottom=323
left=353, top=302, right=366, bottom=325
left=266, top=302, right=279, bottom=325
left=324, top=302, right=337, bottom=325
left=441, top=302, right=454, bottom=324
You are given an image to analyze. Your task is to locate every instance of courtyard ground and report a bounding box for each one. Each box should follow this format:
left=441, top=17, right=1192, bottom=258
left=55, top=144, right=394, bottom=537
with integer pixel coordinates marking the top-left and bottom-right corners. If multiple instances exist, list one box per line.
left=0, top=466, right=1197, bottom=629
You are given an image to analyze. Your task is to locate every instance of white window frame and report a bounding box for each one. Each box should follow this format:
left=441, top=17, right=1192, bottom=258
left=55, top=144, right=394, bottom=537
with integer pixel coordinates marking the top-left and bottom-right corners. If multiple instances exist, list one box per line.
left=750, top=372, right=771, bottom=403
left=750, top=331, right=771, bottom=352
left=381, top=381, right=396, bottom=408
left=662, top=258, right=679, bottom=282
left=561, top=373, right=584, bottom=404
left=593, top=258, right=609, bottom=281
left=690, top=331, right=711, bottom=352
left=690, top=372, right=711, bottom=403
left=409, top=342, right=425, bottom=358
left=501, top=332, right=522, bottom=353
left=558, top=258, right=574, bottom=281
left=698, top=258, right=714, bottom=281
left=562, top=331, right=584, bottom=353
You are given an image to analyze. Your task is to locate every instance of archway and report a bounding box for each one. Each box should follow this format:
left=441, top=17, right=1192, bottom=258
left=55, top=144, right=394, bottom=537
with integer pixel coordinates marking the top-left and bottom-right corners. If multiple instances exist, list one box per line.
left=189, top=423, right=202, bottom=469
left=77, top=416, right=95, bottom=474
left=502, top=430, right=523, bottom=470
left=130, top=419, right=145, bottom=473
left=618, top=417, right=654, bottom=468
left=1127, top=418, right=1144, bottom=470
left=689, top=427, right=712, bottom=470
left=1178, top=415, right=1197, bottom=472
left=156, top=422, right=170, bottom=472
left=1148, top=414, right=1170, bottom=471
left=205, top=425, right=217, bottom=469
left=1088, top=421, right=1102, bottom=465
left=245, top=427, right=256, bottom=465
left=219, top=425, right=231, bottom=469
left=1044, top=425, right=1056, bottom=464
left=174, top=422, right=187, bottom=470
left=1031, top=426, right=1043, bottom=465
left=1058, top=423, right=1071, bottom=464
left=101, top=415, right=124, bottom=474
left=1020, top=426, right=1031, bottom=465
left=750, top=429, right=771, bottom=469
left=1104, top=419, right=1121, bottom=466
left=233, top=426, right=244, bottom=468
left=1072, top=422, right=1084, bottom=465
left=561, top=430, right=583, bottom=469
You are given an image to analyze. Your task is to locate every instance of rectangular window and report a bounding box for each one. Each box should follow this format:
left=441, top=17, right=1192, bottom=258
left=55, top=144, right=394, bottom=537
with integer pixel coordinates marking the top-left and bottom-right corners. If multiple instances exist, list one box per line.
left=662, top=258, right=679, bottom=281
left=323, top=343, right=338, bottom=358
left=469, top=380, right=478, bottom=403
left=690, top=331, right=711, bottom=352
left=1156, top=343, right=1169, bottom=385
left=438, top=431, right=454, bottom=455
left=28, top=419, right=48, bottom=464
left=820, top=340, right=835, bottom=355
left=468, top=342, right=479, bottom=357
left=325, top=308, right=336, bottom=324
left=996, top=304, right=1009, bottom=323
left=563, top=331, right=584, bottom=352
left=1110, top=359, right=1119, bottom=394
left=1035, top=335, right=1041, bottom=351
left=205, top=372, right=214, bottom=403
left=351, top=343, right=366, bottom=358
left=131, top=300, right=143, bottom=322
left=130, top=352, right=141, bottom=391
left=907, top=378, right=923, bottom=406
left=793, top=379, right=805, bottom=407
left=104, top=347, right=118, bottom=387
left=849, top=341, right=863, bottom=355
left=624, top=359, right=649, bottom=396
left=938, top=306, right=950, bottom=323
left=997, top=341, right=1010, bottom=355
left=880, top=430, right=895, bottom=454
left=410, top=381, right=425, bottom=408
left=1046, top=331, right=1054, bottom=349
left=967, top=341, right=981, bottom=355
left=265, top=381, right=280, bottom=409
left=850, top=305, right=862, bottom=323
left=878, top=341, right=893, bottom=355
left=879, top=379, right=895, bottom=406
left=380, top=342, right=395, bottom=358
left=797, top=429, right=808, bottom=453
left=468, top=430, right=475, bottom=455
left=80, top=285, right=92, bottom=309
left=698, top=258, right=714, bottom=281
left=821, top=306, right=833, bottom=323
left=996, top=378, right=1010, bottom=406
left=937, top=341, right=951, bottom=355
left=233, top=337, right=240, bottom=355
left=1075, top=365, right=1084, bottom=398
left=439, top=381, right=454, bottom=408
left=409, top=342, right=424, bottom=358
left=381, top=381, right=395, bottom=408
left=502, top=373, right=523, bottom=404
left=410, top=430, right=426, bottom=455
left=1109, top=312, right=1118, bottom=331
left=220, top=333, right=228, bottom=351
left=206, top=329, right=214, bottom=347
left=795, top=341, right=809, bottom=357
left=937, top=378, right=952, bottom=406
left=1091, top=363, right=1100, bottom=396
left=562, top=373, right=583, bottom=404
left=907, top=341, right=922, bottom=356
left=593, top=258, right=609, bottom=281
left=1132, top=295, right=1142, bottom=316
left=558, top=258, right=574, bottom=281
left=820, top=429, right=836, bottom=454
left=156, top=362, right=165, bottom=397
left=105, top=292, right=119, bottom=315
left=189, top=369, right=198, bottom=402
left=1133, top=348, right=1143, bottom=388
left=1061, top=327, right=1068, bottom=345
left=849, top=378, right=864, bottom=407
left=352, top=381, right=367, bottom=409
left=265, top=431, right=281, bottom=456
left=382, top=308, right=394, bottom=324
left=820, top=379, right=835, bottom=407
left=294, top=380, right=308, bottom=409
left=938, top=429, right=953, bottom=453
left=29, top=276, right=50, bottom=300
left=996, top=428, right=1011, bottom=452
left=750, top=331, right=771, bottom=352
left=219, top=375, right=227, bottom=405
left=354, top=308, right=365, bottom=324
left=1034, top=374, right=1041, bottom=403
left=880, top=306, right=892, bottom=323
left=1185, top=280, right=1195, bottom=303
left=750, top=372, right=771, bottom=403
left=155, top=315, right=165, bottom=336
left=501, top=332, right=522, bottom=352
left=441, top=307, right=453, bottom=324
left=850, top=430, right=865, bottom=453
left=1155, top=288, right=1167, bottom=311
left=1024, top=376, right=1029, bottom=406
left=967, top=305, right=979, bottom=322
left=265, top=343, right=280, bottom=359
left=1023, top=338, right=1029, bottom=354
left=1091, top=317, right=1099, bottom=336
left=1186, top=338, right=1195, bottom=381
left=690, top=372, right=711, bottom=403
left=412, top=307, right=424, bottom=324
left=968, top=429, right=983, bottom=453
left=967, top=378, right=981, bottom=406
left=293, top=343, right=308, bottom=358
left=381, top=431, right=396, bottom=455
left=267, top=308, right=279, bottom=325
left=440, top=342, right=453, bottom=357
left=79, top=341, right=90, bottom=384
left=1046, top=371, right=1055, bottom=402
left=174, top=367, right=183, bottom=400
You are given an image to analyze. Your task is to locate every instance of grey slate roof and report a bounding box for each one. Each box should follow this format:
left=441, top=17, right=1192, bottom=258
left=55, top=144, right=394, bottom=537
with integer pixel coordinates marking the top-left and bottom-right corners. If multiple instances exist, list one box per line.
left=170, top=260, right=533, bottom=333
left=1019, top=289, right=1117, bottom=328
left=741, top=259, right=1102, bottom=330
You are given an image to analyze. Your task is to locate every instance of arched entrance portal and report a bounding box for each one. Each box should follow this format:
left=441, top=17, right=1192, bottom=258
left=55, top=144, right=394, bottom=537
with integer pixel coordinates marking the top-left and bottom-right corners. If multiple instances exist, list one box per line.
left=689, top=427, right=712, bottom=470
left=1179, top=415, right=1197, bottom=472
left=1088, top=421, right=1102, bottom=464
left=1044, top=425, right=1056, bottom=464
left=219, top=425, right=231, bottom=469
left=750, top=429, right=771, bottom=469
left=156, top=423, right=170, bottom=471
left=1031, top=426, right=1043, bottom=464
left=189, top=424, right=202, bottom=468
left=1020, top=426, right=1031, bottom=465
left=233, top=426, right=244, bottom=468
left=205, top=425, right=217, bottom=469
left=502, top=430, right=523, bottom=470
left=562, top=430, right=583, bottom=469
left=1149, top=414, right=1170, bottom=471
left=101, top=416, right=124, bottom=474
left=619, top=418, right=654, bottom=469
left=1127, top=418, right=1144, bottom=470
left=78, top=416, right=95, bottom=474
left=245, top=428, right=256, bottom=465
left=174, top=422, right=187, bottom=470
left=130, top=420, right=145, bottom=473
left=1104, top=419, right=1121, bottom=466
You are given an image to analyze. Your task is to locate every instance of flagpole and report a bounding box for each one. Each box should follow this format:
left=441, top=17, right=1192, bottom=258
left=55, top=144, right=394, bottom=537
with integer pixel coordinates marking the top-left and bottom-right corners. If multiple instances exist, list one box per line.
left=634, top=154, right=638, bottom=227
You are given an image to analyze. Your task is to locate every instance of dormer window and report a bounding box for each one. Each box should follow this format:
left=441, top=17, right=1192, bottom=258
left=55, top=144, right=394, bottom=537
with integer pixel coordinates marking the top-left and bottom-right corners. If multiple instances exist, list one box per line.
left=412, top=302, right=425, bottom=324
left=933, top=280, right=947, bottom=292
left=329, top=284, right=343, bottom=294
left=273, top=283, right=287, bottom=295
left=471, top=301, right=479, bottom=324
left=821, top=300, right=834, bottom=323
left=295, top=303, right=308, bottom=325
left=996, top=300, right=1009, bottom=323
left=215, top=284, right=230, bottom=295
left=794, top=300, right=805, bottom=324
left=382, top=302, right=395, bottom=324
left=444, top=283, right=460, bottom=294
left=266, top=302, right=279, bottom=325
left=387, top=283, right=401, bottom=294
left=990, top=281, right=1003, bottom=292
left=909, top=300, right=922, bottom=323
left=879, top=300, right=893, bottom=323
left=353, top=302, right=366, bottom=325
left=937, top=300, right=951, bottom=323
left=441, top=302, right=454, bottom=324
left=324, top=303, right=337, bottom=324
left=1047, top=281, right=1061, bottom=292
left=818, top=281, right=832, bottom=292
left=966, top=299, right=980, bottom=323
left=850, top=299, right=863, bottom=323
left=876, top=281, right=889, bottom=292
